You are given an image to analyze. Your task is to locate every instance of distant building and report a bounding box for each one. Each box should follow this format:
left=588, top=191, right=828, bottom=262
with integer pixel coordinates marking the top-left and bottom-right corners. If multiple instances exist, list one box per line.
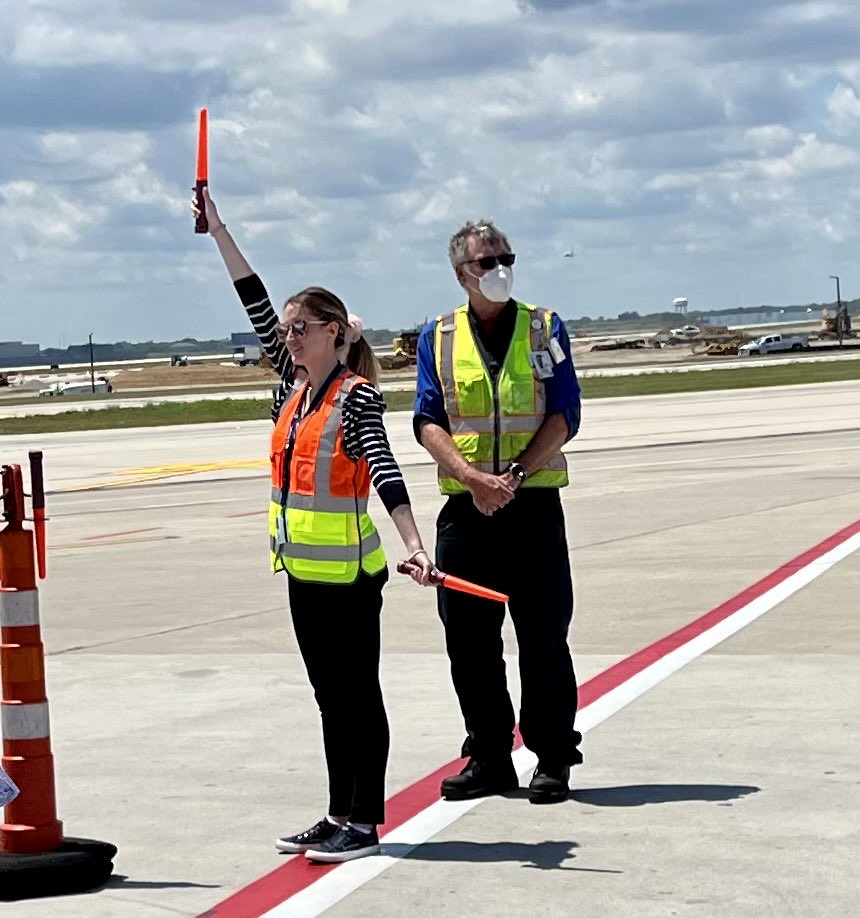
left=705, top=308, right=816, bottom=327
left=0, top=341, right=40, bottom=364
left=230, top=332, right=260, bottom=347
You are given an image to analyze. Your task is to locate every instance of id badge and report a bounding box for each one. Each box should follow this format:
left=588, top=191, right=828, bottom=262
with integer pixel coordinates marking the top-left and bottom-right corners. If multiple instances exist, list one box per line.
left=530, top=349, right=555, bottom=380
left=548, top=337, right=566, bottom=364
left=275, top=514, right=288, bottom=553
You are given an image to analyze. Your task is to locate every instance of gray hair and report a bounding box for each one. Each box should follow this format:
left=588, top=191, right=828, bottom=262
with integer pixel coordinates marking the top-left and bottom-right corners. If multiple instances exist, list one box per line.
left=448, top=219, right=512, bottom=268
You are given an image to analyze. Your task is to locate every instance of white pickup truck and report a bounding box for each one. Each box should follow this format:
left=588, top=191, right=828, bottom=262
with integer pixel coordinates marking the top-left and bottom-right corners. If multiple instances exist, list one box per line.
left=738, top=333, right=811, bottom=356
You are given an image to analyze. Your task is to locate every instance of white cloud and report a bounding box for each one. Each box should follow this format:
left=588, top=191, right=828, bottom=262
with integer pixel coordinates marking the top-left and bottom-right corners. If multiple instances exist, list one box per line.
left=38, top=131, right=153, bottom=172
left=12, top=16, right=137, bottom=66
left=827, top=84, right=860, bottom=136
left=0, top=179, right=98, bottom=255
left=782, top=133, right=859, bottom=172
left=297, top=0, right=352, bottom=13
left=412, top=177, right=472, bottom=226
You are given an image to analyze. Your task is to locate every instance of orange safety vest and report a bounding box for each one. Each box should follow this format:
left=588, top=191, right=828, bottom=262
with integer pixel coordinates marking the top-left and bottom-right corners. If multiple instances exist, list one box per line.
left=269, top=368, right=386, bottom=583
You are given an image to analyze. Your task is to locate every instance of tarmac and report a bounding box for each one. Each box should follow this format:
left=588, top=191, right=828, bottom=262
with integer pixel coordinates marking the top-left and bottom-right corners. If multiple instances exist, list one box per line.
left=1, top=381, right=859, bottom=917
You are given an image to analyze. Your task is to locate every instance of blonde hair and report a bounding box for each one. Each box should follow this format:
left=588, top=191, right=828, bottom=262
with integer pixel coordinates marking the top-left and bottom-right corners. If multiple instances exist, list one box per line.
left=287, top=287, right=379, bottom=387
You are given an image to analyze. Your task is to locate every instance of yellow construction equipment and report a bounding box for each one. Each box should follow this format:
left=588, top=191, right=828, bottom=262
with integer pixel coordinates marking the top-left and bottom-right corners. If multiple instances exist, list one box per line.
left=379, top=330, right=420, bottom=370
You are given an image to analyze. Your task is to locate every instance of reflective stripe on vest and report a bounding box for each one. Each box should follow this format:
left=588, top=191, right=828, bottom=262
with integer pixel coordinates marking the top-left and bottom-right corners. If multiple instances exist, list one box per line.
left=270, top=487, right=360, bottom=513
left=269, top=369, right=386, bottom=583
left=268, top=529, right=382, bottom=562
left=434, top=302, right=569, bottom=494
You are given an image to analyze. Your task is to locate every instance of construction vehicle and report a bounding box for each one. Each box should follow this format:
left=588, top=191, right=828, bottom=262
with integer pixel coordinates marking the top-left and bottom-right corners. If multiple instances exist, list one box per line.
left=820, top=308, right=853, bottom=341
left=702, top=337, right=744, bottom=356
left=379, top=330, right=420, bottom=370
left=393, top=331, right=419, bottom=359
left=233, top=344, right=262, bottom=367
left=589, top=337, right=647, bottom=352
left=689, top=326, right=744, bottom=357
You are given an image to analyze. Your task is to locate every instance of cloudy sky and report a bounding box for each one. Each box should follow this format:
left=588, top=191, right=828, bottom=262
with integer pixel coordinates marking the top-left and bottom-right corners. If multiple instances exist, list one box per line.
left=1, top=0, right=859, bottom=346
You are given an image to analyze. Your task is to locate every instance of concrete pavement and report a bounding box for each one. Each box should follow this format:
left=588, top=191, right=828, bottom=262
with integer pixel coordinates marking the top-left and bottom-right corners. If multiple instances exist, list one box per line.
left=1, top=384, right=858, bottom=917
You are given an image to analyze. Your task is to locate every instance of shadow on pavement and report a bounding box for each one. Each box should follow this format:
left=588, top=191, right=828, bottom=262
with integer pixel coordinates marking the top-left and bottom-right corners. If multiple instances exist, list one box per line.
left=570, top=784, right=761, bottom=806
left=105, top=875, right=222, bottom=890
left=386, top=840, right=622, bottom=873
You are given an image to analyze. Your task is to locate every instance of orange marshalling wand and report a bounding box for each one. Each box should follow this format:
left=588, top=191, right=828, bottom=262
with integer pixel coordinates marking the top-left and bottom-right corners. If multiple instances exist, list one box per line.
left=196, top=107, right=208, bottom=181
left=396, top=561, right=508, bottom=603
left=193, top=107, right=208, bottom=234
left=30, top=451, right=47, bottom=581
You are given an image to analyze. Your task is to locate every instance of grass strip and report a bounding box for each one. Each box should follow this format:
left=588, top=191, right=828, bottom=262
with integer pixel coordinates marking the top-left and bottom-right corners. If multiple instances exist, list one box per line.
left=1, top=360, right=857, bottom=435
left=579, top=358, right=860, bottom=398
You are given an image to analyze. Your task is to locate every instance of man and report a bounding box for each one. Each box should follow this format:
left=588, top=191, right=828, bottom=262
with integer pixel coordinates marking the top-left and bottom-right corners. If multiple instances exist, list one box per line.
left=414, top=219, right=583, bottom=805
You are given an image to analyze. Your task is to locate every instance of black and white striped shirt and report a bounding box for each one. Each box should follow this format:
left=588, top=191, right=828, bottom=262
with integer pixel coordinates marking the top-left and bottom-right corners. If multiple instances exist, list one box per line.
left=234, top=275, right=409, bottom=513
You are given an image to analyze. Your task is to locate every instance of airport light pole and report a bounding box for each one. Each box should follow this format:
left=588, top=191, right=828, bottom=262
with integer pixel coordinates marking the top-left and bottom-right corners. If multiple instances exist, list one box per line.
left=88, top=333, right=95, bottom=393
left=829, top=275, right=843, bottom=346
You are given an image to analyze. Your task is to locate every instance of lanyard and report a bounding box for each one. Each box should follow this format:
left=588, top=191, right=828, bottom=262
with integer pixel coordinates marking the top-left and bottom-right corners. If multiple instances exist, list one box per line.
left=281, top=365, right=343, bottom=499
left=287, top=386, right=310, bottom=453
left=282, top=387, right=308, bottom=499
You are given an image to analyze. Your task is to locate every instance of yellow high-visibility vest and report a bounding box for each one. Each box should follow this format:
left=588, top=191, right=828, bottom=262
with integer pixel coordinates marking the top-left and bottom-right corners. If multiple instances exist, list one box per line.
left=433, top=302, right=569, bottom=495
left=269, top=370, right=386, bottom=583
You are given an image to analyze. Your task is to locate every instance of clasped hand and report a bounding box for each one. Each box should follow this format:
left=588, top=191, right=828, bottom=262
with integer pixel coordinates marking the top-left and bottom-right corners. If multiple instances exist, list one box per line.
left=465, top=469, right=518, bottom=516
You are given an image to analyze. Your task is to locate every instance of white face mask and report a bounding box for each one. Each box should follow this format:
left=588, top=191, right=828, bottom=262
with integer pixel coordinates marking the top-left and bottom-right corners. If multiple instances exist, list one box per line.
left=467, top=264, right=514, bottom=303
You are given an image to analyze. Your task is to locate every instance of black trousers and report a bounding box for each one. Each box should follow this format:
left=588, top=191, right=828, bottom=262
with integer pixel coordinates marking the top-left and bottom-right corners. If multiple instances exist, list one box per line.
left=287, top=568, right=389, bottom=825
left=436, top=490, right=582, bottom=766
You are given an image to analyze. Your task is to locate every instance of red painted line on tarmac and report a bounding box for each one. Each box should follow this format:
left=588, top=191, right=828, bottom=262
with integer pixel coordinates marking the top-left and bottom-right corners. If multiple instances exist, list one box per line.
left=226, top=510, right=268, bottom=518
left=579, top=517, right=860, bottom=708
left=196, top=518, right=860, bottom=918
left=81, top=527, right=163, bottom=541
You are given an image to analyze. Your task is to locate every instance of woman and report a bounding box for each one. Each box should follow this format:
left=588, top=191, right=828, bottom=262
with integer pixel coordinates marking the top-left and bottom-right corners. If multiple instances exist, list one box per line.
left=197, top=189, right=434, bottom=863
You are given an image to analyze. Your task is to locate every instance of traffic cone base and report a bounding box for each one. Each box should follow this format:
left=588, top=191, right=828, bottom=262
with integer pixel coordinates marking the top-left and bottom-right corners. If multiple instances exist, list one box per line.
left=0, top=837, right=117, bottom=901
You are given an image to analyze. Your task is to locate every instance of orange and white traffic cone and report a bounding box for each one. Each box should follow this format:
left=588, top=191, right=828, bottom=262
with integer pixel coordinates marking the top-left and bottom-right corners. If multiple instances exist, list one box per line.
left=0, top=452, right=116, bottom=901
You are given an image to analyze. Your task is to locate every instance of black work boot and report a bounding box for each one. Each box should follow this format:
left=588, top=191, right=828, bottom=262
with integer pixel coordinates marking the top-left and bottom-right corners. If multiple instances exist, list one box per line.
left=528, top=762, right=571, bottom=804
left=440, top=757, right=519, bottom=801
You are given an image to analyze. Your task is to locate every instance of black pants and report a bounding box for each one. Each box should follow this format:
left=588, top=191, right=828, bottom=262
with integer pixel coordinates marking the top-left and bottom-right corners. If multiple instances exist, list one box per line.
left=287, top=568, right=389, bottom=825
left=436, top=490, right=582, bottom=766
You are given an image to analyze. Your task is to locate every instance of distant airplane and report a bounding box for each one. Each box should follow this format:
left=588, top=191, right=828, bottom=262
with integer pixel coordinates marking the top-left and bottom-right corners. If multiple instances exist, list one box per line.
left=563, top=249, right=576, bottom=258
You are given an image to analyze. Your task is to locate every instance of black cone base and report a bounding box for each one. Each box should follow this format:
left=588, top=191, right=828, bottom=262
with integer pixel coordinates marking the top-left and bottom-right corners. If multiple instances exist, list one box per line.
left=0, top=837, right=117, bottom=901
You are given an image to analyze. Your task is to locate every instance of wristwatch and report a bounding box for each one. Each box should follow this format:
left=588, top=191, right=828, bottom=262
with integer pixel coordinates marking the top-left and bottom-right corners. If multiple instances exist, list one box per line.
left=506, top=462, right=527, bottom=484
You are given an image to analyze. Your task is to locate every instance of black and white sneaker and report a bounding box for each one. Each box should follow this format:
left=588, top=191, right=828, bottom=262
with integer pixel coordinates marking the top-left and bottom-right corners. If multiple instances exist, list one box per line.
left=305, top=825, right=380, bottom=863
left=275, top=818, right=341, bottom=853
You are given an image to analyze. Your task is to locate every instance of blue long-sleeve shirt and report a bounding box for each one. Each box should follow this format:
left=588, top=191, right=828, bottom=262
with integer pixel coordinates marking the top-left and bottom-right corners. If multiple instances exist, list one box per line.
left=413, top=302, right=582, bottom=444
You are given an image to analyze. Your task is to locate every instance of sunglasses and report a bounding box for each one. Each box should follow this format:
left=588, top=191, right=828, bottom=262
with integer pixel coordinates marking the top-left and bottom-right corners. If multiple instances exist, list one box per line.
left=278, top=320, right=330, bottom=339
left=462, top=253, right=516, bottom=270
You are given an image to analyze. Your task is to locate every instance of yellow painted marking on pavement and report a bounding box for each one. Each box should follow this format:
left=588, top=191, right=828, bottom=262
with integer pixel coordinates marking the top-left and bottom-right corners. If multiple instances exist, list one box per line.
left=56, top=459, right=268, bottom=493
left=124, top=460, right=268, bottom=474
